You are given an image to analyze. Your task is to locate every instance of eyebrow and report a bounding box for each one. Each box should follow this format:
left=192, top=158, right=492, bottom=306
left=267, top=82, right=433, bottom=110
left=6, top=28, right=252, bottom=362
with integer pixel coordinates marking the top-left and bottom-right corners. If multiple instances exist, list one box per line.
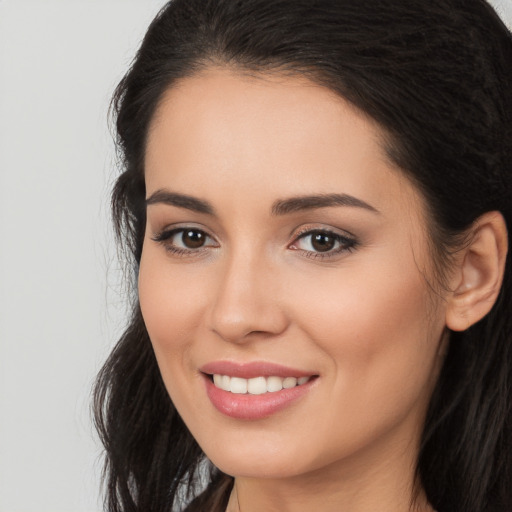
left=146, top=190, right=215, bottom=215
left=271, top=193, right=379, bottom=215
left=145, top=190, right=379, bottom=216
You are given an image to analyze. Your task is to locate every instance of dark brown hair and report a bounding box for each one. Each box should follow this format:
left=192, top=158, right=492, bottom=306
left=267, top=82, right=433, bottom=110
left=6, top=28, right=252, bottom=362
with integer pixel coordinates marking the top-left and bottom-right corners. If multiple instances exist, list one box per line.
left=94, top=1, right=512, bottom=510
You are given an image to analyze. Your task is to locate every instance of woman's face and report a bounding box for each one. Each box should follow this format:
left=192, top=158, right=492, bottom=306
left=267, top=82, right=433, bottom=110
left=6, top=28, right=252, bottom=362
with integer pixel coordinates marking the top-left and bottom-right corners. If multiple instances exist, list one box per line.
left=139, top=68, right=448, bottom=480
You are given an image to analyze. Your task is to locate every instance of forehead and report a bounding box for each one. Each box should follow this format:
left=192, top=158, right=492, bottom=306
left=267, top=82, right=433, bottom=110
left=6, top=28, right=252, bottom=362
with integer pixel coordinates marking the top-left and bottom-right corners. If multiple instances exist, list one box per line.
left=145, top=67, right=426, bottom=223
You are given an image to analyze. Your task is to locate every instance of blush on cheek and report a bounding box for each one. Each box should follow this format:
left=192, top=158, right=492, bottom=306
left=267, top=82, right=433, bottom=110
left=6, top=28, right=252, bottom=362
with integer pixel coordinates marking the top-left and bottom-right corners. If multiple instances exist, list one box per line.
left=139, top=249, right=201, bottom=333
left=292, top=258, right=436, bottom=394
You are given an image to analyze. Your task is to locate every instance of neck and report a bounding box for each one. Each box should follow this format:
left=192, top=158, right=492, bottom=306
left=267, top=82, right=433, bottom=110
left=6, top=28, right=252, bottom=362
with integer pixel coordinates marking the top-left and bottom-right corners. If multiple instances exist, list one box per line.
left=228, top=470, right=432, bottom=512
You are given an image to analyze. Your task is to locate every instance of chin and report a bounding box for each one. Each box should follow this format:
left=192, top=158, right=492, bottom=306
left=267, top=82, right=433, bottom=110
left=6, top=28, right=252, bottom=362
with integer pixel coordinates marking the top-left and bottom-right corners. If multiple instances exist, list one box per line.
left=211, top=454, right=310, bottom=480
left=196, top=430, right=328, bottom=480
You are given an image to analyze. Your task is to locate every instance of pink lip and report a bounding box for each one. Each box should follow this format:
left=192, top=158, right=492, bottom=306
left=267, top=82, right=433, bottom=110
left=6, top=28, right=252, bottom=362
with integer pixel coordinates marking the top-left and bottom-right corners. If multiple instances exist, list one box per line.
left=200, top=360, right=315, bottom=379
left=200, top=361, right=318, bottom=420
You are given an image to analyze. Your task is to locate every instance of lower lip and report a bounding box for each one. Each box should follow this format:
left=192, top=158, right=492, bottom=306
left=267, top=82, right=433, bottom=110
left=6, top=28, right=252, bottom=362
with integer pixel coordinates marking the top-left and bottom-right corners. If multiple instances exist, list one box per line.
left=203, top=375, right=316, bottom=420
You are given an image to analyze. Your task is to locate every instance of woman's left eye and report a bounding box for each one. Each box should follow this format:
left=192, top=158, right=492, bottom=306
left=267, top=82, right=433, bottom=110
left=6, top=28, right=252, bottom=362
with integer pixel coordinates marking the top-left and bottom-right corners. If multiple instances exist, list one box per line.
left=151, top=227, right=217, bottom=255
left=289, top=229, right=357, bottom=258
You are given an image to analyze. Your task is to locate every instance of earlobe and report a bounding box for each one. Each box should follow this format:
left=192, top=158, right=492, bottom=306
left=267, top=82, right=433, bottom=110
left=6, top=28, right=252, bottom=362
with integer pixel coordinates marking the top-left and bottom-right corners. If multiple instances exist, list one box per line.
left=446, top=212, right=508, bottom=332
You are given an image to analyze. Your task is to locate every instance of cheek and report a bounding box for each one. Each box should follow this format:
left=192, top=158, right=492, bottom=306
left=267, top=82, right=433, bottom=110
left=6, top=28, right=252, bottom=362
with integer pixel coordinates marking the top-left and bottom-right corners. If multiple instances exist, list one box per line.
left=300, top=272, right=431, bottom=352
left=138, top=248, right=213, bottom=428
left=284, top=256, right=442, bottom=425
left=138, top=248, right=206, bottom=365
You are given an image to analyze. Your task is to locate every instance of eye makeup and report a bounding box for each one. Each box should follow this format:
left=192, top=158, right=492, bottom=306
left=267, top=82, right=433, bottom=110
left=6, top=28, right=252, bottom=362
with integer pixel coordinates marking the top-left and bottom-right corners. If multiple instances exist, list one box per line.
left=150, top=223, right=358, bottom=261
left=289, top=227, right=358, bottom=260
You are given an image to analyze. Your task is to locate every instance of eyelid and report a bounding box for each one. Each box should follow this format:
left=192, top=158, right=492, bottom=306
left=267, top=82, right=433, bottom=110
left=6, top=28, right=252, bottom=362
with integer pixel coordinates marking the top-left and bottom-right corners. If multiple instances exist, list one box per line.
left=150, top=225, right=219, bottom=256
left=288, top=225, right=358, bottom=259
left=151, top=228, right=214, bottom=244
left=291, top=224, right=356, bottom=240
left=151, top=222, right=217, bottom=241
left=150, top=222, right=357, bottom=260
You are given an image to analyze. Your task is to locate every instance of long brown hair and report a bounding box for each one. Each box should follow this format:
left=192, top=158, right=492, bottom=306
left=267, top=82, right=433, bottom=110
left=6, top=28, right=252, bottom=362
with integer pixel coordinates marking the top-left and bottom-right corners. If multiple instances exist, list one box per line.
left=94, top=1, right=512, bottom=510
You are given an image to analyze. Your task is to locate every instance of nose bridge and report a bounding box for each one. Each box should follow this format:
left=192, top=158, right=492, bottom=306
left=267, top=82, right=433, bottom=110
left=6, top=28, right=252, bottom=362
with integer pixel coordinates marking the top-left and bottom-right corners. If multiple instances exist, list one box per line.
left=208, top=243, right=287, bottom=342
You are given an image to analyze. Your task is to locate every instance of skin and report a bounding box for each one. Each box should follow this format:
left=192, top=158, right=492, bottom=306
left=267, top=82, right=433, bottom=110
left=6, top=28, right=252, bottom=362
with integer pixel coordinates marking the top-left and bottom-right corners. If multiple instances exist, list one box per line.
left=139, top=68, right=449, bottom=512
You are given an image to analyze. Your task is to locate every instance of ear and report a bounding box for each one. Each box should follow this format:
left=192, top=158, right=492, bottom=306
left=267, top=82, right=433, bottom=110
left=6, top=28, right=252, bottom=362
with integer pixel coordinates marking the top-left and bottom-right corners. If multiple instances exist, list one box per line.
left=446, top=211, right=508, bottom=332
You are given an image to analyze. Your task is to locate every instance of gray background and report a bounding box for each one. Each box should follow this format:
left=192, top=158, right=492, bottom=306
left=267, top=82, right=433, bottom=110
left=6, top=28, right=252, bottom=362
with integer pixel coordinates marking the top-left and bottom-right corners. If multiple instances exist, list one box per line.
left=0, top=1, right=510, bottom=511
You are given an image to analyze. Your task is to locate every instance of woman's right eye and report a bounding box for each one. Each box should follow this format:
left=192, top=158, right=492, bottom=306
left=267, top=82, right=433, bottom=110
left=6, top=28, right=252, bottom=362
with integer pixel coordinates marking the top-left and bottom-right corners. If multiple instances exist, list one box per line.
left=151, top=228, right=217, bottom=254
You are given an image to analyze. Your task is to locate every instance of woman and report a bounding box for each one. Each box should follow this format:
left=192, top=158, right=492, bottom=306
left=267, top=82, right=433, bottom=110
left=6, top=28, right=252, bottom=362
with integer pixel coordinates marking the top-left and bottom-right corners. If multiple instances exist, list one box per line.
left=93, top=0, right=512, bottom=511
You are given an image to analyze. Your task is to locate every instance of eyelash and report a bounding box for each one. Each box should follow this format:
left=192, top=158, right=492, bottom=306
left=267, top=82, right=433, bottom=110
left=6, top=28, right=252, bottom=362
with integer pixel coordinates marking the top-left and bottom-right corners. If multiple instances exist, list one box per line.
left=290, top=228, right=357, bottom=260
left=151, top=228, right=217, bottom=257
left=151, top=226, right=358, bottom=260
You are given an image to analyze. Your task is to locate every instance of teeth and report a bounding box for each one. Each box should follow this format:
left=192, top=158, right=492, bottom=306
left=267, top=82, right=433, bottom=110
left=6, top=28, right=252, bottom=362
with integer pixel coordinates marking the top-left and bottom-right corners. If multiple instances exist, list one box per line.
left=266, top=376, right=283, bottom=392
left=247, top=376, right=267, bottom=395
left=212, top=374, right=312, bottom=394
left=283, top=377, right=297, bottom=389
left=221, top=375, right=231, bottom=391
left=230, top=377, right=248, bottom=394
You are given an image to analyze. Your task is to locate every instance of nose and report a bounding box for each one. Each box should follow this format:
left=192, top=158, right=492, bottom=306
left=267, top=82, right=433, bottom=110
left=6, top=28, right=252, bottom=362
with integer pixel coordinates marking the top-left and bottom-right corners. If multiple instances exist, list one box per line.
left=207, top=249, right=289, bottom=343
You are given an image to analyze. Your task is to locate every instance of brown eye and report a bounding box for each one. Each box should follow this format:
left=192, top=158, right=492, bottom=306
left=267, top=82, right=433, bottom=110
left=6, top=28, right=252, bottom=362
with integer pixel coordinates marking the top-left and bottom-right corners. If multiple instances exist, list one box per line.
left=151, top=227, right=217, bottom=254
left=311, top=232, right=336, bottom=252
left=181, top=229, right=206, bottom=249
left=290, top=229, right=357, bottom=258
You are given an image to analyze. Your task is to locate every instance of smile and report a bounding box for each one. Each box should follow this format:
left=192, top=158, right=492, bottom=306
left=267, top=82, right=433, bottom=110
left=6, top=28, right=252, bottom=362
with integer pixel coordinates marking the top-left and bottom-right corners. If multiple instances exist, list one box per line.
left=212, top=374, right=312, bottom=394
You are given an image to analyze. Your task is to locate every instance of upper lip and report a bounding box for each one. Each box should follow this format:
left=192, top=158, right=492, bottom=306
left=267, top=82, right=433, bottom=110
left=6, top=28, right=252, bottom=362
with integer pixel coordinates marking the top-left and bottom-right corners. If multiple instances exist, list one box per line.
left=199, top=361, right=317, bottom=379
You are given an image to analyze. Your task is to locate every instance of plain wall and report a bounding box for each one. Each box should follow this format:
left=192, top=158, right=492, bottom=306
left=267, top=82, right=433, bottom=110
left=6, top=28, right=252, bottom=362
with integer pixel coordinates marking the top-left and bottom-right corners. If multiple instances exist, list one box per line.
left=0, top=1, right=510, bottom=511
left=0, top=2, right=167, bottom=511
